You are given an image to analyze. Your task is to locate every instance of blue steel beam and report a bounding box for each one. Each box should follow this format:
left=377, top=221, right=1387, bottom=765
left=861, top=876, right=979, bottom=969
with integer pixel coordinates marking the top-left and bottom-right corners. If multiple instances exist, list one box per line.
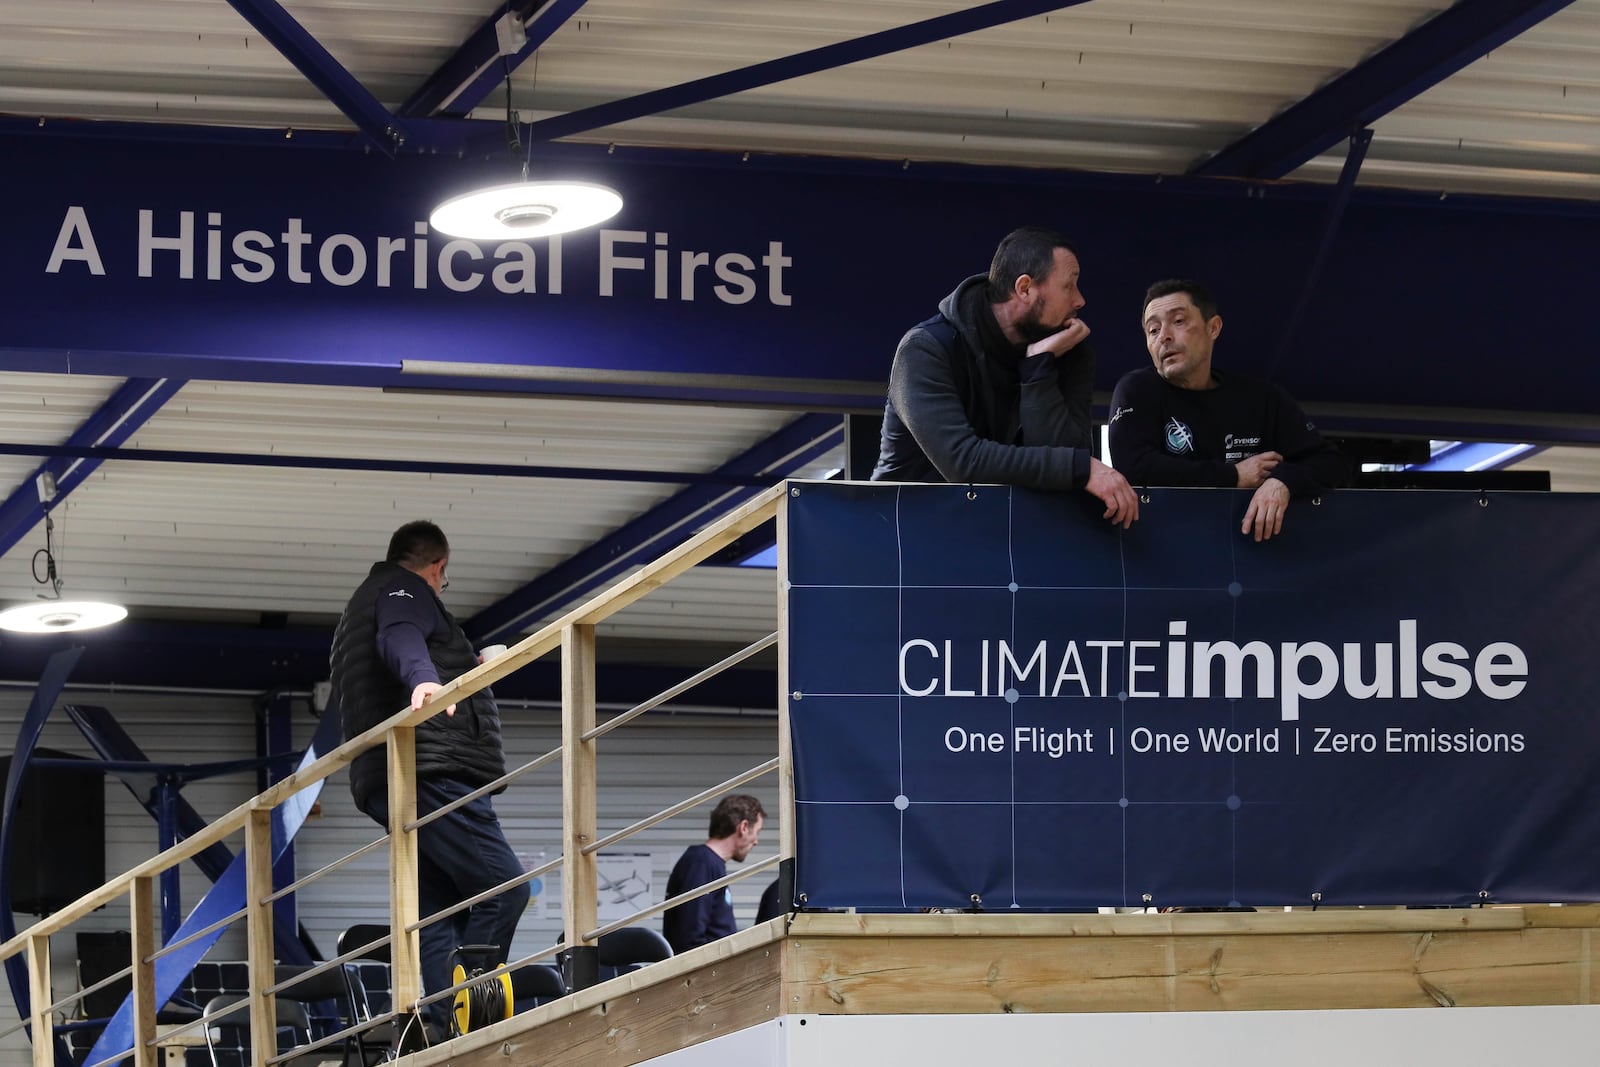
left=1192, top=0, right=1579, bottom=179
left=1267, top=128, right=1373, bottom=376
left=0, top=441, right=771, bottom=487
left=5, top=621, right=781, bottom=707
left=520, top=0, right=1094, bottom=143
left=223, top=0, right=407, bottom=152
left=468, top=413, right=842, bottom=642
left=400, top=0, right=590, bottom=119
left=0, top=378, right=183, bottom=559
left=63, top=704, right=237, bottom=884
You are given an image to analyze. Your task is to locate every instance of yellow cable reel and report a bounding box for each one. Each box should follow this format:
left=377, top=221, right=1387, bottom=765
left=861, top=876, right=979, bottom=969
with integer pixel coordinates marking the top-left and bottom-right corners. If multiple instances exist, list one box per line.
left=450, top=961, right=513, bottom=1036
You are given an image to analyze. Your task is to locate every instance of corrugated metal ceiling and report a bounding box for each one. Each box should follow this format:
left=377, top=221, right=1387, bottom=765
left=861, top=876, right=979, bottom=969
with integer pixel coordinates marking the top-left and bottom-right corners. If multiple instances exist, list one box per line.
left=0, top=0, right=1595, bottom=679
left=0, top=373, right=826, bottom=645
left=4, top=1, right=1599, bottom=196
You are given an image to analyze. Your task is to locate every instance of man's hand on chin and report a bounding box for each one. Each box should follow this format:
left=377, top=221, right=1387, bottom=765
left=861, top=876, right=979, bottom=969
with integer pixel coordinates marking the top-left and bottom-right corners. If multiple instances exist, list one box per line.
left=1026, top=318, right=1092, bottom=358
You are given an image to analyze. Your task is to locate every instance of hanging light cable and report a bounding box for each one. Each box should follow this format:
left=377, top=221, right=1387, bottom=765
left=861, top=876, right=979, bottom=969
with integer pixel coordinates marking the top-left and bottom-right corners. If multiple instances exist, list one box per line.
left=0, top=510, right=127, bottom=634
left=428, top=43, right=622, bottom=240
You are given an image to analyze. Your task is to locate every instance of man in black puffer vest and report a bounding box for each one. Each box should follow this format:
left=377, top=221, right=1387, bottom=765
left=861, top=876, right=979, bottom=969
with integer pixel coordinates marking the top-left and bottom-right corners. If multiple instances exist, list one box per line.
left=330, top=520, right=529, bottom=1037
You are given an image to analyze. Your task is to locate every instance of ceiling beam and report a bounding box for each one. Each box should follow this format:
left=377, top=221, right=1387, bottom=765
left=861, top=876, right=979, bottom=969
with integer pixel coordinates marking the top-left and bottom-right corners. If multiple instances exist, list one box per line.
left=1267, top=128, right=1373, bottom=377
left=0, top=378, right=183, bottom=560
left=1191, top=0, right=1579, bottom=180
left=468, top=414, right=842, bottom=642
left=222, top=0, right=407, bottom=152
left=0, top=622, right=780, bottom=707
left=0, top=442, right=771, bottom=488
left=520, top=0, right=1094, bottom=143
left=399, top=0, right=590, bottom=119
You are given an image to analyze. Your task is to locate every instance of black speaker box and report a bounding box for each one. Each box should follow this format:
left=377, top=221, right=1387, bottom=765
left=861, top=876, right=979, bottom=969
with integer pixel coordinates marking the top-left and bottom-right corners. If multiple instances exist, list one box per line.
left=0, top=747, right=106, bottom=915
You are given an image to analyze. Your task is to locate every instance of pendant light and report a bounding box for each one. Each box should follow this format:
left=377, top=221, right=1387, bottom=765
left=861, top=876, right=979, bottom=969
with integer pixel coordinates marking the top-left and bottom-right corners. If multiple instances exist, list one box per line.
left=0, top=511, right=126, bottom=634
left=428, top=48, right=621, bottom=241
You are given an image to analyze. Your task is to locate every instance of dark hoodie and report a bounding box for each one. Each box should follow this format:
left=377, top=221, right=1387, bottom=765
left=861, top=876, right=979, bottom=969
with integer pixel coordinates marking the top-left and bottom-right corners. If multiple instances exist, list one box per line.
left=872, top=275, right=1094, bottom=488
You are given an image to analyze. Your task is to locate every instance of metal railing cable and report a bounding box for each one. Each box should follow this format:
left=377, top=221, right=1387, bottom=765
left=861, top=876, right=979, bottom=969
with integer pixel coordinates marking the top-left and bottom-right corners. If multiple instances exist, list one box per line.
left=36, top=960, right=131, bottom=1020
left=403, top=853, right=564, bottom=935
left=582, top=632, right=778, bottom=743
left=406, top=744, right=562, bottom=832
left=586, top=854, right=779, bottom=943
left=583, top=758, right=777, bottom=856
left=263, top=1009, right=399, bottom=1066
left=146, top=907, right=248, bottom=962
left=84, top=1047, right=135, bottom=1067
left=409, top=940, right=566, bottom=1017
left=263, top=832, right=389, bottom=903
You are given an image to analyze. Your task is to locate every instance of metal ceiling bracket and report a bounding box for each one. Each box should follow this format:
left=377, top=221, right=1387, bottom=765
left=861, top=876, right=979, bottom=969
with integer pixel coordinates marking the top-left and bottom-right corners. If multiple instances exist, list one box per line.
left=400, top=0, right=591, bottom=119
left=223, top=0, right=409, bottom=153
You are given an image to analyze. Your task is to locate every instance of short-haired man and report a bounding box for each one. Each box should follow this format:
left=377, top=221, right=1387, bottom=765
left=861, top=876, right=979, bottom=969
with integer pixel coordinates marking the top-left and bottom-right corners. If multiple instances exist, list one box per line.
left=330, top=520, right=529, bottom=1039
left=873, top=226, right=1139, bottom=528
left=1109, top=280, right=1350, bottom=541
left=661, top=794, right=765, bottom=955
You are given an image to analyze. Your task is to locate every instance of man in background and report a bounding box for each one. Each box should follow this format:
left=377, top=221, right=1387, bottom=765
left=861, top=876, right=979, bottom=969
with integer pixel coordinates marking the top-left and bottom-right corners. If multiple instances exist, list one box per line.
left=662, top=794, right=765, bottom=954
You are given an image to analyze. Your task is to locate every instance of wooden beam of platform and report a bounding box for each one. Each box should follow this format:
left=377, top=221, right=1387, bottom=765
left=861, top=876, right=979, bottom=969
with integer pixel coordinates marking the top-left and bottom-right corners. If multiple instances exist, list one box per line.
left=414, top=924, right=787, bottom=1067
left=784, top=908, right=1600, bottom=1015
left=393, top=908, right=1600, bottom=1067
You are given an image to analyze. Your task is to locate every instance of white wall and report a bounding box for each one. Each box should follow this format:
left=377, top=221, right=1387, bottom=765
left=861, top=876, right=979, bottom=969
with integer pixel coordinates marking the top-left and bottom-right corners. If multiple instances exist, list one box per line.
left=617, top=1006, right=1600, bottom=1067
left=777, top=1007, right=1600, bottom=1066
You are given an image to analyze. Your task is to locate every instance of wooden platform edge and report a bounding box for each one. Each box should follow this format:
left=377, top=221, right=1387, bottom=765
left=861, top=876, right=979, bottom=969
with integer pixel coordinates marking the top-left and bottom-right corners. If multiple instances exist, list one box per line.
left=412, top=920, right=790, bottom=1067
left=405, top=907, right=1600, bottom=1065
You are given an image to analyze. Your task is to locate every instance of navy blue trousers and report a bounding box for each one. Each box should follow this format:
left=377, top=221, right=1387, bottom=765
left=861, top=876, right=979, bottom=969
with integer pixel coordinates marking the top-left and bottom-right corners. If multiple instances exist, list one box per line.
left=359, top=776, right=530, bottom=1028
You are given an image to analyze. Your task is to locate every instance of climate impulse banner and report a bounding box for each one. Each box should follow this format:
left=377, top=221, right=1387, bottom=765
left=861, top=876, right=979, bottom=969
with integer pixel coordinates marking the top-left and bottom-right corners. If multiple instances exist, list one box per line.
left=785, top=483, right=1600, bottom=910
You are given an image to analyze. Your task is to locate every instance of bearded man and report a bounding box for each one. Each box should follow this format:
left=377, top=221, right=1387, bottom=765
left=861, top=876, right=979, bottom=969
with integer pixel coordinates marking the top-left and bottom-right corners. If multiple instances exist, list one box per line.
left=872, top=226, right=1138, bottom=528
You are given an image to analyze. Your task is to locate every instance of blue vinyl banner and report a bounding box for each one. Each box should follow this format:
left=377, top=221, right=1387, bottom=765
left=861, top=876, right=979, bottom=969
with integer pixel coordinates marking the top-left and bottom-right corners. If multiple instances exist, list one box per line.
left=785, top=483, right=1600, bottom=910
left=2, top=130, right=1599, bottom=429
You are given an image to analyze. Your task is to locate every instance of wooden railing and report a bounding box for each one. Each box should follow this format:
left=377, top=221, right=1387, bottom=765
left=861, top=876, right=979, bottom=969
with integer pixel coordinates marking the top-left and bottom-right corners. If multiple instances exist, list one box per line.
left=0, top=482, right=789, bottom=1067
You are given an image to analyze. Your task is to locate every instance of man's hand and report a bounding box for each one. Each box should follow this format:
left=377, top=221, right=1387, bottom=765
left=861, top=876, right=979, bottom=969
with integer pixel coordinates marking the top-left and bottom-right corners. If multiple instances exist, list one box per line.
left=1025, top=318, right=1091, bottom=358
left=1086, top=458, right=1139, bottom=529
left=411, top=681, right=456, bottom=717
left=1233, top=451, right=1283, bottom=489
left=1241, top=478, right=1290, bottom=542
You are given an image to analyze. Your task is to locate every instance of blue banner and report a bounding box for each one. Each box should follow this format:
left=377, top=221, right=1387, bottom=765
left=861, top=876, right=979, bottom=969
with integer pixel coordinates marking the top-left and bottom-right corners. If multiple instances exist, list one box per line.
left=3, top=131, right=1599, bottom=430
left=786, top=483, right=1600, bottom=909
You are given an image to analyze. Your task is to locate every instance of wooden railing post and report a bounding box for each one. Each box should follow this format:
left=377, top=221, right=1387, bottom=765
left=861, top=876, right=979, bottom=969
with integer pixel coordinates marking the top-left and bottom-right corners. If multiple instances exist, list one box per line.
left=561, top=623, right=599, bottom=990
left=388, top=725, right=423, bottom=1018
left=245, top=806, right=277, bottom=1067
left=27, top=932, right=50, bottom=1067
left=130, top=876, right=157, bottom=1067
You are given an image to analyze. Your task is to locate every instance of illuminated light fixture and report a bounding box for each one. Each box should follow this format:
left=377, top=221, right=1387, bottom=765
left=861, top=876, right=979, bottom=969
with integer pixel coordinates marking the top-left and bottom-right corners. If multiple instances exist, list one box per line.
left=428, top=33, right=623, bottom=242
left=428, top=179, right=622, bottom=241
left=0, top=507, right=127, bottom=634
left=0, top=600, right=127, bottom=634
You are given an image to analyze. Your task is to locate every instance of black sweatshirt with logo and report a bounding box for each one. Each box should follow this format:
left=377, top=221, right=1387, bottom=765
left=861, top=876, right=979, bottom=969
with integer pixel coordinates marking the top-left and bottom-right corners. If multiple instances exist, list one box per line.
left=1107, top=366, right=1350, bottom=497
